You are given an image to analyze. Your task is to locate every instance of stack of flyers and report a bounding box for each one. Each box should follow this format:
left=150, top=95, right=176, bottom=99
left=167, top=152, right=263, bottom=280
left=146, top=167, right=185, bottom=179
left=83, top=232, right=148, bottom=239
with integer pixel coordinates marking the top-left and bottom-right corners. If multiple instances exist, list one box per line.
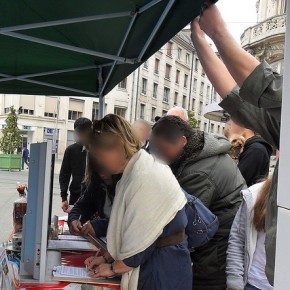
left=0, top=247, right=19, bottom=290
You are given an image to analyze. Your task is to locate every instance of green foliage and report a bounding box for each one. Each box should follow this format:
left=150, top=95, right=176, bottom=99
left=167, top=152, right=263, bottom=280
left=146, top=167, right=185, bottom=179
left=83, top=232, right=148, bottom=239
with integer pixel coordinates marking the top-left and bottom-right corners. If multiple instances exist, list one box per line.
left=0, top=106, right=21, bottom=154
left=188, top=110, right=198, bottom=128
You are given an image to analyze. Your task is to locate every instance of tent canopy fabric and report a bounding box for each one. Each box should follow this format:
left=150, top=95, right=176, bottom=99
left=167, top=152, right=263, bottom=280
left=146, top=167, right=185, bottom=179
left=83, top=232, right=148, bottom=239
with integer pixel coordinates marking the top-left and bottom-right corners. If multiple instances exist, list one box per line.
left=0, top=0, right=204, bottom=100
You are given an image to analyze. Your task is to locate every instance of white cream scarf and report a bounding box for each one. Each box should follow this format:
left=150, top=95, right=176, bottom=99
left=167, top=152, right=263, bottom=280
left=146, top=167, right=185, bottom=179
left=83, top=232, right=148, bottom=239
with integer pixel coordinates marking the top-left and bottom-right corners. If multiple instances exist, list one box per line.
left=106, top=150, right=187, bottom=290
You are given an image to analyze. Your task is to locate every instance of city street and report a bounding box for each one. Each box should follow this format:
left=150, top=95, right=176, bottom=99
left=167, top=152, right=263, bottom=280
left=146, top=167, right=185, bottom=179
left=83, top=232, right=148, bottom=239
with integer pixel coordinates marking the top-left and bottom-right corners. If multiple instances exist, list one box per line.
left=0, top=169, right=64, bottom=243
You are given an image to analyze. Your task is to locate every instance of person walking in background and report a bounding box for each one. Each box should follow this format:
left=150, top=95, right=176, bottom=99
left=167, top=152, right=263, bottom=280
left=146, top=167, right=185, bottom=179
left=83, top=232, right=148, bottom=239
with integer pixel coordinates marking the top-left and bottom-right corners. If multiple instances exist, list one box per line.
left=151, top=115, right=245, bottom=290
left=59, top=117, right=92, bottom=213
left=132, top=119, right=151, bottom=152
left=227, top=120, right=272, bottom=186
left=190, top=5, right=281, bottom=284
left=227, top=178, right=273, bottom=290
left=22, top=147, right=29, bottom=170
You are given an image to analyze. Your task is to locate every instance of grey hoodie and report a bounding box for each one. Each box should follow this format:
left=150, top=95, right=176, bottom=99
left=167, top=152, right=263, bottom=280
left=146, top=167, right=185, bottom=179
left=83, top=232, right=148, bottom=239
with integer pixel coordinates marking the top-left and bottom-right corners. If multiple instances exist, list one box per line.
left=226, top=182, right=263, bottom=289
left=175, top=132, right=246, bottom=290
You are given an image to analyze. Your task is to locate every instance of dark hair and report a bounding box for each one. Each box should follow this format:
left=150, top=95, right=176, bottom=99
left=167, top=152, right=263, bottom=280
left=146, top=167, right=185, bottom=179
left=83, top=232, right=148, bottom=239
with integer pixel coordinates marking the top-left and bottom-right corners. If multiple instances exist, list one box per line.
left=152, top=115, right=194, bottom=142
left=74, top=118, right=92, bottom=131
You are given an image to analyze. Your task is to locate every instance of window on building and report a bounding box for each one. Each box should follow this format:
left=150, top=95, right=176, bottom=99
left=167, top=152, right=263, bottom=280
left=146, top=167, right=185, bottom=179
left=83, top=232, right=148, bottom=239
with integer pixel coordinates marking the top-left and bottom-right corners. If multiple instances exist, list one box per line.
left=184, top=74, right=188, bottom=88
left=200, top=82, right=204, bottom=96
left=210, top=123, right=214, bottom=133
left=163, top=87, right=170, bottom=103
left=213, top=89, right=217, bottom=102
left=69, top=98, right=84, bottom=120
left=199, top=101, right=203, bottom=115
left=178, top=48, right=182, bottom=60
left=165, top=64, right=171, bottom=80
left=19, top=108, right=34, bottom=115
left=218, top=125, right=221, bottom=134
left=151, top=107, right=156, bottom=122
left=44, top=112, right=57, bottom=118
left=186, top=53, right=190, bottom=64
left=68, top=110, right=82, bottom=120
left=203, top=122, right=208, bottom=132
left=19, top=95, right=35, bottom=116
left=4, top=107, right=10, bottom=114
left=193, top=78, right=197, bottom=92
left=175, top=70, right=180, bottom=84
left=92, top=102, right=99, bottom=121
left=174, top=92, right=178, bottom=106
left=143, top=60, right=149, bottom=69
left=201, top=68, right=205, bottom=77
left=198, top=120, right=201, bottom=128
left=154, top=58, right=160, bottom=74
left=195, top=58, right=199, bottom=72
left=118, top=78, right=127, bottom=89
left=167, top=42, right=173, bottom=56
left=153, top=83, right=158, bottom=99
left=114, top=107, right=126, bottom=118
left=141, top=78, right=147, bottom=95
left=162, top=110, right=168, bottom=116
left=206, top=86, right=211, bottom=100
left=192, top=98, right=196, bottom=111
left=182, top=95, right=187, bottom=109
left=45, top=96, right=57, bottom=118
left=140, top=104, right=145, bottom=119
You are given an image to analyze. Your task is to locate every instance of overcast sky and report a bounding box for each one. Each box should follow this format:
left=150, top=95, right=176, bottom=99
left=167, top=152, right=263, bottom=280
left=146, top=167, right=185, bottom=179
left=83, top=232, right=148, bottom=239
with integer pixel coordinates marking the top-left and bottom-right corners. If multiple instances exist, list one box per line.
left=216, top=0, right=258, bottom=43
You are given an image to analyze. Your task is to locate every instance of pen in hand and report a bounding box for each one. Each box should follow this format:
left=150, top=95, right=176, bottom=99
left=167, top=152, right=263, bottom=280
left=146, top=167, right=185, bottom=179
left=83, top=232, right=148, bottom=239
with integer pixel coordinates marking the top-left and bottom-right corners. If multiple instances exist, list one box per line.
left=77, top=215, right=82, bottom=230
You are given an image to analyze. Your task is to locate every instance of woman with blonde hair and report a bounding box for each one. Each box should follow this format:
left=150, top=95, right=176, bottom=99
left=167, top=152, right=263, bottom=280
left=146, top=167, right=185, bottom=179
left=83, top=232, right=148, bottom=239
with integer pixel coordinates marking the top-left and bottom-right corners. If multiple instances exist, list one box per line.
left=226, top=177, right=273, bottom=290
left=84, top=114, right=192, bottom=290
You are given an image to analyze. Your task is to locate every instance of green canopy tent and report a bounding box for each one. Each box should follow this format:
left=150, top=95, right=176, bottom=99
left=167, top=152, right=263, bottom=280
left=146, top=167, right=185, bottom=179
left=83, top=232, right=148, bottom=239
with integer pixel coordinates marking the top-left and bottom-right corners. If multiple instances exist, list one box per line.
left=0, top=0, right=205, bottom=117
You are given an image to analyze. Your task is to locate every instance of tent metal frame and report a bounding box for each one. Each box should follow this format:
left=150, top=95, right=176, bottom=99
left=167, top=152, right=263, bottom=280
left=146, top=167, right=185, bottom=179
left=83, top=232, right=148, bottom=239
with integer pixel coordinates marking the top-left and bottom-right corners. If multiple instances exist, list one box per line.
left=0, top=0, right=171, bottom=117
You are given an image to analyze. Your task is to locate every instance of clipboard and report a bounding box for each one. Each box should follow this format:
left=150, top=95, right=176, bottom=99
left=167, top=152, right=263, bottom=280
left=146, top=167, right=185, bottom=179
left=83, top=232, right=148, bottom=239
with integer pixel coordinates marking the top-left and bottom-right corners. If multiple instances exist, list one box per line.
left=52, top=265, right=120, bottom=286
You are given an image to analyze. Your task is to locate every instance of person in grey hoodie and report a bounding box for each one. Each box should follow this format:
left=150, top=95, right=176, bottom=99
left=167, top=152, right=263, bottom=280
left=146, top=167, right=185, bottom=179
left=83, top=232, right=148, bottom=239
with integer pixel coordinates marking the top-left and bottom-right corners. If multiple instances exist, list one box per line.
left=151, top=115, right=245, bottom=290
left=227, top=178, right=273, bottom=290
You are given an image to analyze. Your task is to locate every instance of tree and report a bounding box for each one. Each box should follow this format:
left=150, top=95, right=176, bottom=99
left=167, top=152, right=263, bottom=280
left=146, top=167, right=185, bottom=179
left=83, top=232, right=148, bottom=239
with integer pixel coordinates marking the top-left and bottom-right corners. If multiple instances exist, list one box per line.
left=0, top=106, right=21, bottom=154
left=188, top=110, right=198, bottom=128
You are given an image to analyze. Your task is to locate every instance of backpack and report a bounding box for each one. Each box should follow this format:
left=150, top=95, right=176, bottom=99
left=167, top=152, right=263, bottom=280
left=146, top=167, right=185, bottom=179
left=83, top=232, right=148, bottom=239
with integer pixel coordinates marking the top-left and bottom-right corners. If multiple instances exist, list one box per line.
left=184, top=192, right=219, bottom=250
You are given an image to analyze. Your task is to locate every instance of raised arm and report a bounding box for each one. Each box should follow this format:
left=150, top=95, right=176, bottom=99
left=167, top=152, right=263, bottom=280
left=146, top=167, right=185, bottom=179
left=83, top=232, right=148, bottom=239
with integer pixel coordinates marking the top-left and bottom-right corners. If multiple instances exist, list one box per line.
left=191, top=18, right=236, bottom=98
left=198, top=4, right=260, bottom=87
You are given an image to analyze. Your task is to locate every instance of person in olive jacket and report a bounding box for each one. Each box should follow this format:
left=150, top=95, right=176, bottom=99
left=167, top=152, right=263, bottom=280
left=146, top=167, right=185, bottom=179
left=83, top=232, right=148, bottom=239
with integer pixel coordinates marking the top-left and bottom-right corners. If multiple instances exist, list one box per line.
left=59, top=117, right=92, bottom=213
left=190, top=5, right=281, bottom=285
left=152, top=116, right=245, bottom=290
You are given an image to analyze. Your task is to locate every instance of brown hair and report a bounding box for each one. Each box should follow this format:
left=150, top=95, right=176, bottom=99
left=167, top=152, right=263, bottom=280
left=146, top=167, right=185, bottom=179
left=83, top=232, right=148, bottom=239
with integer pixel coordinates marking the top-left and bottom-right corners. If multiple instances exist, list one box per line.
left=252, top=177, right=272, bottom=231
left=85, top=114, right=141, bottom=185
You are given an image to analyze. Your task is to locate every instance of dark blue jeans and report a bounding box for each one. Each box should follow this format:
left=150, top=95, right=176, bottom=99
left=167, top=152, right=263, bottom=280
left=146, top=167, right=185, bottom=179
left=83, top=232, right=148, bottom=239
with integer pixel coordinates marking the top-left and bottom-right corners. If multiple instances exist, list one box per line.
left=245, top=283, right=261, bottom=290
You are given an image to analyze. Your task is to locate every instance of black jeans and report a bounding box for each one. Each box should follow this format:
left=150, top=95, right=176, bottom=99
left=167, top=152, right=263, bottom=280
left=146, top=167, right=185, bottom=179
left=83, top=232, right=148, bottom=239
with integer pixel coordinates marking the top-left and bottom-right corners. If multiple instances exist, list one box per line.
left=22, top=157, right=29, bottom=170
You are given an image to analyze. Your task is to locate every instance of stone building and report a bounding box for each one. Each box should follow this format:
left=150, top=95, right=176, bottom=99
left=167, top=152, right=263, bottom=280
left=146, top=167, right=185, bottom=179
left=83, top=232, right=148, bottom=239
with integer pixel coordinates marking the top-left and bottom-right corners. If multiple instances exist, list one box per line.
left=241, top=0, right=287, bottom=73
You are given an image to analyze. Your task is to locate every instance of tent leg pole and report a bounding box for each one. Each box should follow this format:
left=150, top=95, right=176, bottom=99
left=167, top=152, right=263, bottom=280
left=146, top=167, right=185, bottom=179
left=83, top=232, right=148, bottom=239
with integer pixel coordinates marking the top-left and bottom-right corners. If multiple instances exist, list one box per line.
left=274, top=0, right=290, bottom=288
left=98, top=95, right=105, bottom=119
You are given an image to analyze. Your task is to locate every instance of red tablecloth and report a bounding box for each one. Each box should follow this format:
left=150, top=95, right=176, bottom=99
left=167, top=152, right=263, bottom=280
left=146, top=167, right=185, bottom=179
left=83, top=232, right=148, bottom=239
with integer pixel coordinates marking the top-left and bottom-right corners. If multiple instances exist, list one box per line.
left=19, top=252, right=120, bottom=290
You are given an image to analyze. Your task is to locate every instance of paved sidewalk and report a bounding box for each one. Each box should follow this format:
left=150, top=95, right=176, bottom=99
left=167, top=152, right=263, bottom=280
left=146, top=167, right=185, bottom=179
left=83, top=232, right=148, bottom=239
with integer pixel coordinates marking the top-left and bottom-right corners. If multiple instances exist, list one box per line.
left=0, top=169, right=65, bottom=243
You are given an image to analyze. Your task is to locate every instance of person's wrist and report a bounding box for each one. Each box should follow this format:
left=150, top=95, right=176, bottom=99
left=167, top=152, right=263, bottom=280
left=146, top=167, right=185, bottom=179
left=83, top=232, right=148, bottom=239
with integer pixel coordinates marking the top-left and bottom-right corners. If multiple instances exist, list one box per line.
left=209, top=25, right=228, bottom=42
left=110, top=262, right=117, bottom=275
left=103, top=255, right=113, bottom=264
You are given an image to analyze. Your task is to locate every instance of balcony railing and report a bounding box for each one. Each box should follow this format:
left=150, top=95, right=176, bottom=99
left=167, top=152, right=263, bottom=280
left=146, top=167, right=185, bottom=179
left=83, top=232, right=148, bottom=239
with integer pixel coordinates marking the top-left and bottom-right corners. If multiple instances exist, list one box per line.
left=241, top=14, right=286, bottom=48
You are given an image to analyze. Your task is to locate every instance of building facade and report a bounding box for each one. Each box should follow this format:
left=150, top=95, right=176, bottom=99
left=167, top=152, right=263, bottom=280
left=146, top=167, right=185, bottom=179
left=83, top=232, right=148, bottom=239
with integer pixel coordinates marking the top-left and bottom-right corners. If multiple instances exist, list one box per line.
left=0, top=30, right=224, bottom=159
left=241, top=0, right=287, bottom=73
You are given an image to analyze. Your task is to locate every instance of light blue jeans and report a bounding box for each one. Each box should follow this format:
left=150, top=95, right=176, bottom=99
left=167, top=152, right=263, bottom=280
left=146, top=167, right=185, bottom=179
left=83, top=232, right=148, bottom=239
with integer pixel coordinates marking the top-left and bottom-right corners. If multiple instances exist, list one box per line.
left=244, top=283, right=261, bottom=290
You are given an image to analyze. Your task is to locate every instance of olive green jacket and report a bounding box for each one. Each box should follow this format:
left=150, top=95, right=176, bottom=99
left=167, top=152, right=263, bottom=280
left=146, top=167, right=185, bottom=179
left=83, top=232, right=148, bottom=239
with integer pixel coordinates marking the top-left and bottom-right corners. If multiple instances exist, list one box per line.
left=220, top=60, right=282, bottom=286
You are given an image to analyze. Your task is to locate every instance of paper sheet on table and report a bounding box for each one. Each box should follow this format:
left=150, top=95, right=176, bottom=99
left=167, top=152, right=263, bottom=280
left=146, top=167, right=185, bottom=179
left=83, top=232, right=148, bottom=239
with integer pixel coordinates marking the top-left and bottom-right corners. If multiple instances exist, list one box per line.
left=48, top=240, right=98, bottom=251
left=52, top=265, right=120, bottom=285
left=58, top=235, right=87, bottom=242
